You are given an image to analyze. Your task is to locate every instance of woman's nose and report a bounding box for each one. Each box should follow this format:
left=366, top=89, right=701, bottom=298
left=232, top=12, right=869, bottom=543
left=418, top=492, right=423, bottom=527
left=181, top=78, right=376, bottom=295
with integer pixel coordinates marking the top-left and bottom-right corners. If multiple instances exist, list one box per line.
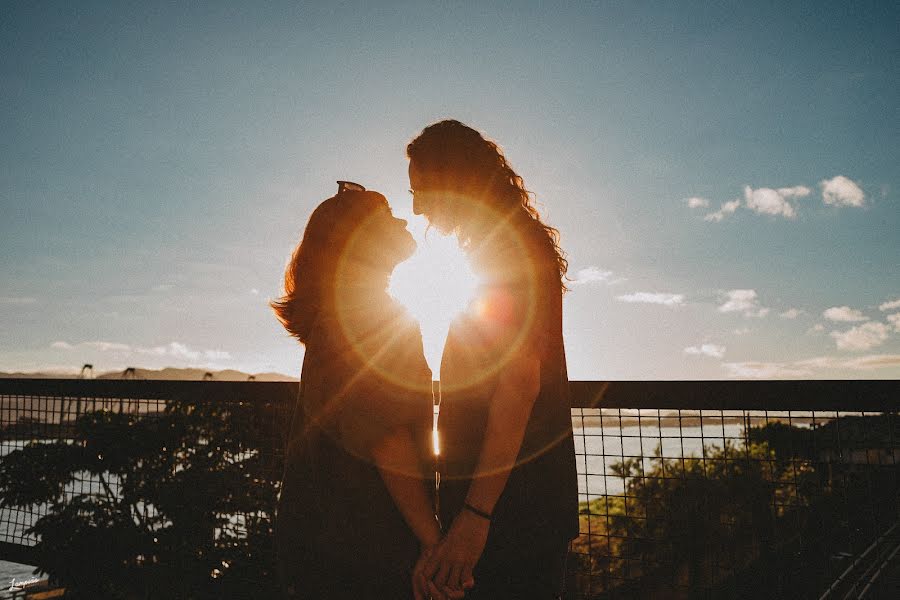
left=396, top=217, right=408, bottom=227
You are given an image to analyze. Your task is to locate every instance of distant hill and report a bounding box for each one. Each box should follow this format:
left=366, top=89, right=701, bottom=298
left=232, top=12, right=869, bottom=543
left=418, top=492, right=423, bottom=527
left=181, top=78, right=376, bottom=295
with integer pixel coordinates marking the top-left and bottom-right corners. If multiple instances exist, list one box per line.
left=0, top=367, right=298, bottom=381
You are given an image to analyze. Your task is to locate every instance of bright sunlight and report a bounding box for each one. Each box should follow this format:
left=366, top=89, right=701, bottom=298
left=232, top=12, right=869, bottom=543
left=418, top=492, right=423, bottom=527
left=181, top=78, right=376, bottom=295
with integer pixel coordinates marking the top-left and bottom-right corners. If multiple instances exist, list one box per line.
left=389, top=227, right=480, bottom=373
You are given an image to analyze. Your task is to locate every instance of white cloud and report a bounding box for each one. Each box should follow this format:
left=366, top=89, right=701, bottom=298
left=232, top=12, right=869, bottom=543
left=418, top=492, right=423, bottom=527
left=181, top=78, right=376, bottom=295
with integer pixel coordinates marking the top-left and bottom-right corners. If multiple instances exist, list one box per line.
left=779, top=308, right=803, bottom=319
left=794, top=354, right=900, bottom=371
left=841, top=354, right=900, bottom=370
left=84, top=341, right=132, bottom=352
left=617, top=292, right=685, bottom=306
left=725, top=354, right=900, bottom=379
left=718, top=289, right=768, bottom=317
left=887, top=313, right=900, bottom=332
left=570, top=267, right=614, bottom=286
left=684, top=344, right=726, bottom=358
left=733, top=327, right=751, bottom=335
left=822, top=306, right=868, bottom=322
left=723, top=362, right=811, bottom=378
left=250, top=288, right=260, bottom=296
left=820, top=175, right=864, bottom=207
left=742, top=185, right=804, bottom=218
left=162, top=342, right=200, bottom=361
left=52, top=340, right=231, bottom=366
left=0, top=296, right=37, bottom=305
left=830, top=322, right=890, bottom=351
left=807, top=323, right=826, bottom=334
left=879, top=298, right=900, bottom=311
left=686, top=197, right=709, bottom=209
left=204, top=349, right=232, bottom=360
left=703, top=199, right=741, bottom=222
left=776, top=186, right=812, bottom=199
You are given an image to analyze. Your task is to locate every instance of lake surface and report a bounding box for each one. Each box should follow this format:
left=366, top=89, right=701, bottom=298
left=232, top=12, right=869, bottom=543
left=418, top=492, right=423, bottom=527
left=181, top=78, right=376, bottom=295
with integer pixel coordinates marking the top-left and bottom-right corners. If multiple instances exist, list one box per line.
left=575, top=423, right=746, bottom=497
left=0, top=423, right=747, bottom=585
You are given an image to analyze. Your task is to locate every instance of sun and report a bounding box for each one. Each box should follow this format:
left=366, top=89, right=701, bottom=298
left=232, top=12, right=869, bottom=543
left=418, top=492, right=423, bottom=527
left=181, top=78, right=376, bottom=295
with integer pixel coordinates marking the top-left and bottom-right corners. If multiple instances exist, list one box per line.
left=388, top=221, right=480, bottom=373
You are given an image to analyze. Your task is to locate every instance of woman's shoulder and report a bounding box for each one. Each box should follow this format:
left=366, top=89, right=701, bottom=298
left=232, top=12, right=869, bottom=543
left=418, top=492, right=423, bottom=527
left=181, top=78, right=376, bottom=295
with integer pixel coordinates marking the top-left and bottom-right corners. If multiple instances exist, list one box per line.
left=307, top=301, right=425, bottom=365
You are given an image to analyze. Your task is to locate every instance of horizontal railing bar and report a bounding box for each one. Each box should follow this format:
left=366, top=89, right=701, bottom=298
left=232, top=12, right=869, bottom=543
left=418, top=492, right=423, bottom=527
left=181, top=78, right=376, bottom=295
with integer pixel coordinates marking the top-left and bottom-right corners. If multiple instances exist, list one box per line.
left=1, top=379, right=897, bottom=411
left=0, top=541, right=38, bottom=568
left=0, top=379, right=298, bottom=405
left=568, top=380, right=899, bottom=411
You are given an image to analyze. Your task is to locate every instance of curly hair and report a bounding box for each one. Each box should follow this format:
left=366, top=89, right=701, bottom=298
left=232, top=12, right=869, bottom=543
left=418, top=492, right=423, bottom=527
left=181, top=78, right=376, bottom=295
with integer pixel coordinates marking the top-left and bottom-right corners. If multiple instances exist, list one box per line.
left=407, top=120, right=568, bottom=290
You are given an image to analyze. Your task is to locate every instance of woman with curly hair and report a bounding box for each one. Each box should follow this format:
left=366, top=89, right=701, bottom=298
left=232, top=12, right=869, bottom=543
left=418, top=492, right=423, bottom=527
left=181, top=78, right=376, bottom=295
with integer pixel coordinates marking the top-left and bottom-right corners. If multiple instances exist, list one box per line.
left=407, top=121, right=579, bottom=600
left=272, top=186, right=445, bottom=599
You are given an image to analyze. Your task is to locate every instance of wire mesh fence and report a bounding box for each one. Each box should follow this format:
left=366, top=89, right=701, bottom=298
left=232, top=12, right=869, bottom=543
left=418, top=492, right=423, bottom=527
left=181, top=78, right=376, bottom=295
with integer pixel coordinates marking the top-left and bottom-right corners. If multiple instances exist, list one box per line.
left=568, top=381, right=900, bottom=599
left=1, top=379, right=898, bottom=598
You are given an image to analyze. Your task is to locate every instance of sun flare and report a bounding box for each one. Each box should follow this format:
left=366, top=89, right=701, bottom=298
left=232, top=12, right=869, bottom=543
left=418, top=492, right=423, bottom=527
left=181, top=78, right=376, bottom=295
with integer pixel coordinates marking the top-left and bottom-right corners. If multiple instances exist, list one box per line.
left=389, top=228, right=480, bottom=373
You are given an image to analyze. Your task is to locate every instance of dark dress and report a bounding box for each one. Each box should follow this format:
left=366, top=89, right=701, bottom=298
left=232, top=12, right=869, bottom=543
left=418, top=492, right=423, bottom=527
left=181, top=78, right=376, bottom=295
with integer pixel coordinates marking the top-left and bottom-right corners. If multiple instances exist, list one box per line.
left=275, top=300, right=433, bottom=600
left=437, top=222, right=580, bottom=599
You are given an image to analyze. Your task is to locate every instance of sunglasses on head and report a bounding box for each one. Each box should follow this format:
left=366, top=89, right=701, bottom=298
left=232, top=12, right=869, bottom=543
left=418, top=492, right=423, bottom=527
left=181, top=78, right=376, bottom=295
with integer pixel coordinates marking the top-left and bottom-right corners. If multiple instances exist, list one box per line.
left=337, top=180, right=366, bottom=194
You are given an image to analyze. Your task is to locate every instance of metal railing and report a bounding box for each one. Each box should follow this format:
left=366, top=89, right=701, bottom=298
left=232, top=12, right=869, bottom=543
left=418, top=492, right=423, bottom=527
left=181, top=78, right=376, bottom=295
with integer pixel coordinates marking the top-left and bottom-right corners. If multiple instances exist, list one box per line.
left=1, top=379, right=897, bottom=599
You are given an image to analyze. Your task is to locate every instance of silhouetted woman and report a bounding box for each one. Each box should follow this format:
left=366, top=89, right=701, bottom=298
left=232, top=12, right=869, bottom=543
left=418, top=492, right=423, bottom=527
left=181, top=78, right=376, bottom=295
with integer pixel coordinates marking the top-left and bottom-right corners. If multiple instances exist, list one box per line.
left=407, top=121, right=579, bottom=600
left=273, top=187, right=440, bottom=599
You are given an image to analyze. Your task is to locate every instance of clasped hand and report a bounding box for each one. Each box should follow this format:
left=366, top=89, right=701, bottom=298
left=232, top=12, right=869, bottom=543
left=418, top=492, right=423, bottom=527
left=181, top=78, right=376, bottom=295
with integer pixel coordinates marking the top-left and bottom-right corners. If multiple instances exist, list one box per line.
left=413, top=510, right=489, bottom=600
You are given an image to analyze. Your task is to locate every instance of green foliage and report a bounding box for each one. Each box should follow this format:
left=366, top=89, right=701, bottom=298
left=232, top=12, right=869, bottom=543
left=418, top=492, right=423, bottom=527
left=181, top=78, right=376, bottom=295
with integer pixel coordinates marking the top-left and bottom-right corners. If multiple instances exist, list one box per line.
left=0, top=399, right=284, bottom=600
left=573, top=437, right=819, bottom=597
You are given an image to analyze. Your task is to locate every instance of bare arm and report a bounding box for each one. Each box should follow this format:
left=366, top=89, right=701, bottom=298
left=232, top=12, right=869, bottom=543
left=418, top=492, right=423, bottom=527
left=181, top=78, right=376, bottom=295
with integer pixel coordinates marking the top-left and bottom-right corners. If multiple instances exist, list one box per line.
left=371, top=425, right=441, bottom=549
left=464, top=351, right=540, bottom=515
left=424, top=352, right=541, bottom=590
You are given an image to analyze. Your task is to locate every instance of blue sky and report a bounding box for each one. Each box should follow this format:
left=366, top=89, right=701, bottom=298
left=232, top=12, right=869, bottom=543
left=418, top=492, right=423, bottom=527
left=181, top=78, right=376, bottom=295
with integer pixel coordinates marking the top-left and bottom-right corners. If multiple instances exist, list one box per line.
left=1, top=1, right=898, bottom=379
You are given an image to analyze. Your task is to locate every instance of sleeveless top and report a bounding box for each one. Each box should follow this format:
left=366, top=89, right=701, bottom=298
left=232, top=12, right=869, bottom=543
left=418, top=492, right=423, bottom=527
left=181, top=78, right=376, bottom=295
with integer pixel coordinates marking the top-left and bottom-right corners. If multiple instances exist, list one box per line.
left=437, top=222, right=579, bottom=550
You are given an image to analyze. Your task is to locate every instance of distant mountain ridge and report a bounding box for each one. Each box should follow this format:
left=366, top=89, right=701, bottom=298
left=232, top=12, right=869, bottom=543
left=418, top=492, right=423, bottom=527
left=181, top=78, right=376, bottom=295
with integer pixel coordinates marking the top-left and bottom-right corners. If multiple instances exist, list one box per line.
left=0, top=367, right=298, bottom=381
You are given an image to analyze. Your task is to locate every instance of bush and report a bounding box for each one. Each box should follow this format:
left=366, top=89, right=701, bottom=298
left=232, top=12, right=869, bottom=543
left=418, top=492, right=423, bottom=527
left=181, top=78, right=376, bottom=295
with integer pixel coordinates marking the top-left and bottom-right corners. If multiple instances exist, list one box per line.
left=0, top=399, right=283, bottom=599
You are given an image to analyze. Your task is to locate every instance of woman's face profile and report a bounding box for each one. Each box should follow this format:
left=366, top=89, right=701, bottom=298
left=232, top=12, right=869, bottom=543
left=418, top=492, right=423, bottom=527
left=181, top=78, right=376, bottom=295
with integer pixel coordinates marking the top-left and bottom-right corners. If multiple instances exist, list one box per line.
left=408, top=160, right=457, bottom=234
left=362, top=203, right=417, bottom=268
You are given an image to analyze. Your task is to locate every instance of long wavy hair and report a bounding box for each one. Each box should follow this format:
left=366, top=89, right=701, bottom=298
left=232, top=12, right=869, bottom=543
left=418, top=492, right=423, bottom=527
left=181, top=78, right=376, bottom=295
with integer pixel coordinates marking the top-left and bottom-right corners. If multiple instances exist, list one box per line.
left=272, top=191, right=389, bottom=343
left=406, top=119, right=568, bottom=290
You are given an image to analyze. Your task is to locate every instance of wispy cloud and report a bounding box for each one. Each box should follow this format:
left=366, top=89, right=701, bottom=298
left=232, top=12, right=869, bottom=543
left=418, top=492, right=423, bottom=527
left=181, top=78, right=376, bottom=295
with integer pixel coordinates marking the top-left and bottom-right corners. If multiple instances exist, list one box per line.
left=44, top=340, right=231, bottom=365
left=685, top=196, right=709, bottom=209
left=841, top=354, right=900, bottom=370
left=84, top=341, right=132, bottom=352
left=779, top=308, right=803, bottom=319
left=886, top=313, right=900, bottom=332
left=879, top=298, right=900, bottom=311
left=570, top=266, right=616, bottom=287
left=822, top=306, right=868, bottom=322
left=617, top=292, right=685, bottom=306
left=724, top=353, right=900, bottom=378
left=794, top=354, right=900, bottom=371
left=820, top=175, right=865, bottom=207
left=684, top=344, right=725, bottom=358
left=718, top=289, right=768, bottom=318
left=0, top=296, right=37, bottom=305
left=830, top=322, right=890, bottom=351
left=703, top=199, right=740, bottom=222
left=723, top=362, right=811, bottom=378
